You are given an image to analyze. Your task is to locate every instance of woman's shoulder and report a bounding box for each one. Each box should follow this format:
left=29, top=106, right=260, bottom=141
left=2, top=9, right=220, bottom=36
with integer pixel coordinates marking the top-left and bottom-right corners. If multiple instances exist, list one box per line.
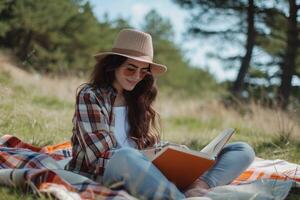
left=76, top=84, right=96, bottom=98
left=76, top=83, right=115, bottom=100
left=78, top=83, right=95, bottom=94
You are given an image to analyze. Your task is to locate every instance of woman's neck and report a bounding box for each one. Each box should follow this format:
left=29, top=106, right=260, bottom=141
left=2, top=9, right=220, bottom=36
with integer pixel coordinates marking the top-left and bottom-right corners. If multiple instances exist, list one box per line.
left=114, top=92, right=126, bottom=106
left=112, top=81, right=126, bottom=106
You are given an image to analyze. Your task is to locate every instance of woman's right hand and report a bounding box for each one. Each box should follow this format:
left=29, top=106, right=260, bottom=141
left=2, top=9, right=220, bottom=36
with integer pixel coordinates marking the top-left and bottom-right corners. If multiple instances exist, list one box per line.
left=141, top=148, right=157, bottom=160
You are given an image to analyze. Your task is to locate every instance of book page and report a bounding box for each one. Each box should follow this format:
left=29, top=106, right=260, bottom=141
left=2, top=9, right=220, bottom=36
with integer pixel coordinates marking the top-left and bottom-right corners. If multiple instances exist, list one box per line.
left=200, top=128, right=235, bottom=158
left=143, top=141, right=190, bottom=159
left=151, top=145, right=212, bottom=161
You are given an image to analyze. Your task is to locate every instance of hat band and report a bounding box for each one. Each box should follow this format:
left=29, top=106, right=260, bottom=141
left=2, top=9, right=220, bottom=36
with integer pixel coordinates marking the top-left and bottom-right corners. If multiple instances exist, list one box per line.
left=112, top=48, right=153, bottom=61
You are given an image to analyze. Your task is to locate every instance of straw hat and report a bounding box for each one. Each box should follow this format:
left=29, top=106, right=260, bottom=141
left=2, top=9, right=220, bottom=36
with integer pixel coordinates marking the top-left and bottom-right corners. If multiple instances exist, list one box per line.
left=94, top=29, right=167, bottom=75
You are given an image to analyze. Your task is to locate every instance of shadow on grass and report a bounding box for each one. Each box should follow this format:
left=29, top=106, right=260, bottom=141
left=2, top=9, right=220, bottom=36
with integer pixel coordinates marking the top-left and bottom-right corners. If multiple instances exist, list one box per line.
left=286, top=187, right=300, bottom=200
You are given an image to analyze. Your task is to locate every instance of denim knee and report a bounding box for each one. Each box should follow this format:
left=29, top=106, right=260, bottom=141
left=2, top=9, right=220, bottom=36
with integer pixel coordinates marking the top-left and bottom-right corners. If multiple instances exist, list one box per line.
left=226, top=141, right=255, bottom=165
left=108, top=147, right=146, bottom=169
left=103, top=147, right=144, bottom=183
left=104, top=147, right=185, bottom=199
left=114, top=147, right=142, bottom=160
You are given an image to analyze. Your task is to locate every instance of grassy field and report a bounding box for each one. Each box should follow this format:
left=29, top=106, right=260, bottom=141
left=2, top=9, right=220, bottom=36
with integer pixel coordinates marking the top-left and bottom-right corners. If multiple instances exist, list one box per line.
left=0, top=54, right=299, bottom=199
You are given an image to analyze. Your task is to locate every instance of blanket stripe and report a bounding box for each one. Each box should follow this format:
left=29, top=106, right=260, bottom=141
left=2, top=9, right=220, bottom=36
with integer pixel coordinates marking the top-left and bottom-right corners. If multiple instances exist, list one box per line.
left=232, top=158, right=300, bottom=187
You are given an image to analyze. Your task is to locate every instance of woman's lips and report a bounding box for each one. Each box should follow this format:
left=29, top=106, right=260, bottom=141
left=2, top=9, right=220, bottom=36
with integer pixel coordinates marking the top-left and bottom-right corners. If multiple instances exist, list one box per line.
left=127, top=79, right=138, bottom=85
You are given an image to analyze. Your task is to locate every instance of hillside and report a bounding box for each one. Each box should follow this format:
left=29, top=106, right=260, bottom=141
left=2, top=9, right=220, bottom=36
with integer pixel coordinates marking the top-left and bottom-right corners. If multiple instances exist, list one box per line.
left=0, top=53, right=300, bottom=199
left=1, top=52, right=300, bottom=153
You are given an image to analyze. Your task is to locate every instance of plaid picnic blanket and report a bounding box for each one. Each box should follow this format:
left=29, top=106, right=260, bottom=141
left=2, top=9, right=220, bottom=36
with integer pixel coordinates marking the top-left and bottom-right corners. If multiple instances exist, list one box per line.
left=0, top=134, right=135, bottom=200
left=0, top=134, right=299, bottom=200
left=233, top=157, right=300, bottom=187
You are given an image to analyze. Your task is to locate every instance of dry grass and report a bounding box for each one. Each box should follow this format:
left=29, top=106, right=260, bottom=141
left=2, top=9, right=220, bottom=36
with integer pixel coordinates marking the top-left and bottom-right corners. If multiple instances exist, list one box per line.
left=0, top=53, right=84, bottom=102
left=157, top=92, right=300, bottom=146
left=0, top=52, right=299, bottom=199
left=1, top=52, right=299, bottom=146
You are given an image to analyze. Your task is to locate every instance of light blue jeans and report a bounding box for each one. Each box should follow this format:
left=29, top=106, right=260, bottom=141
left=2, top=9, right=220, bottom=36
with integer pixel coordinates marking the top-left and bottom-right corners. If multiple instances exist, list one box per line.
left=102, top=142, right=255, bottom=200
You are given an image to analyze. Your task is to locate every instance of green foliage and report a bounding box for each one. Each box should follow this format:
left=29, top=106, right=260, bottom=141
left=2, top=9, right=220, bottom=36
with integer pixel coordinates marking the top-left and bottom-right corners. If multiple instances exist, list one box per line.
left=141, top=10, right=219, bottom=96
left=142, top=10, right=175, bottom=41
left=256, top=4, right=300, bottom=107
left=155, top=40, right=219, bottom=97
left=0, top=2, right=219, bottom=96
left=174, top=0, right=300, bottom=106
left=0, top=0, right=126, bottom=74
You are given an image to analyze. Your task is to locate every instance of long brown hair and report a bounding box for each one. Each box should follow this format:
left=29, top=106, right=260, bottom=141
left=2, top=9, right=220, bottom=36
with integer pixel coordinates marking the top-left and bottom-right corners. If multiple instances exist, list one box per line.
left=89, top=55, right=161, bottom=149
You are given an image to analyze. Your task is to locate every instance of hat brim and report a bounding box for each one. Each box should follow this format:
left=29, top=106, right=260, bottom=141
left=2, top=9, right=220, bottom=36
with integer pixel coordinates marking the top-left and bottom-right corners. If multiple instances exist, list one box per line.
left=94, top=52, right=167, bottom=75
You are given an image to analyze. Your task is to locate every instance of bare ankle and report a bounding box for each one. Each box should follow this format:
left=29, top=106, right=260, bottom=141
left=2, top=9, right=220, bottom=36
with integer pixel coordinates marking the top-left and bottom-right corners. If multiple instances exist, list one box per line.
left=196, top=179, right=210, bottom=189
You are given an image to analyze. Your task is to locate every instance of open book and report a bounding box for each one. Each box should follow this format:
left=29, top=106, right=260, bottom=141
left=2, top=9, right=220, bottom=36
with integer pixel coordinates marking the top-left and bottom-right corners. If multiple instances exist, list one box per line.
left=150, top=128, right=235, bottom=190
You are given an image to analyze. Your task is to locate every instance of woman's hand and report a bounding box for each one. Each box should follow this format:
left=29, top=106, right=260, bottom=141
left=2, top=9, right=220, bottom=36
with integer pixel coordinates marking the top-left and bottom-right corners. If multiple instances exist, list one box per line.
left=184, top=179, right=210, bottom=197
left=140, top=148, right=157, bottom=160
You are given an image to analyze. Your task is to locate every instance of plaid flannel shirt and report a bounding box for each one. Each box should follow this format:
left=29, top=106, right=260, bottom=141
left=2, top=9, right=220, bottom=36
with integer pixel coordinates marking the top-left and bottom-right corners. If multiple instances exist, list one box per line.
left=65, top=84, right=119, bottom=180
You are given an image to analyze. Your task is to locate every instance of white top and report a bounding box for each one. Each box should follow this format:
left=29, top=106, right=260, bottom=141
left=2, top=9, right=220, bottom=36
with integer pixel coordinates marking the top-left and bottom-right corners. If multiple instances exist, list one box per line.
left=113, top=106, right=137, bottom=148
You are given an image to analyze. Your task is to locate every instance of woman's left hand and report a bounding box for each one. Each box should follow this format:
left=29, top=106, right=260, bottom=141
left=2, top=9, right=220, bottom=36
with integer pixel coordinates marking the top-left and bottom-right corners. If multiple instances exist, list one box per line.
left=140, top=148, right=157, bottom=160
left=184, top=179, right=210, bottom=197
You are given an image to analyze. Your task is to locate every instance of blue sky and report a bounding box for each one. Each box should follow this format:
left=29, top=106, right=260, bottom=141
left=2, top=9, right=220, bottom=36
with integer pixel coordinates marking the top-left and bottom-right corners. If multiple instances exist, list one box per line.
left=88, top=0, right=236, bottom=82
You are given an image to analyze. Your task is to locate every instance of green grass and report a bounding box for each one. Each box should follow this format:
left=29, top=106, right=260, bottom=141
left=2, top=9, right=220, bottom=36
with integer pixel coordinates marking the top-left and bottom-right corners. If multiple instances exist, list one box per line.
left=0, top=71, right=73, bottom=143
left=167, top=116, right=223, bottom=131
left=0, top=71, right=11, bottom=84
left=0, top=69, right=299, bottom=199
left=254, top=139, right=300, bottom=164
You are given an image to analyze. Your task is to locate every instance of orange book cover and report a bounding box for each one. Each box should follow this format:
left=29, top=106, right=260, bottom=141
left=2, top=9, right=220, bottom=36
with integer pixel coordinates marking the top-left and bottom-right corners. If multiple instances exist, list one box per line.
left=152, top=147, right=215, bottom=190
left=151, top=128, right=235, bottom=190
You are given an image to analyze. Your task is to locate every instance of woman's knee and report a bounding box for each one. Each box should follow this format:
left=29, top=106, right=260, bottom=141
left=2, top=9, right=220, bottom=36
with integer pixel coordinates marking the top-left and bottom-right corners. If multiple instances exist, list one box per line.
left=104, top=148, right=143, bottom=179
left=224, top=142, right=255, bottom=164
left=112, top=147, right=143, bottom=163
left=235, top=142, right=255, bottom=162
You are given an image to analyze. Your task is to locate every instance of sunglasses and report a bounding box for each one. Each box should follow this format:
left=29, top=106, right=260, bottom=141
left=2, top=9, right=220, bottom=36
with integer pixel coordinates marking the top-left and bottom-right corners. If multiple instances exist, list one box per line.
left=122, top=64, right=151, bottom=78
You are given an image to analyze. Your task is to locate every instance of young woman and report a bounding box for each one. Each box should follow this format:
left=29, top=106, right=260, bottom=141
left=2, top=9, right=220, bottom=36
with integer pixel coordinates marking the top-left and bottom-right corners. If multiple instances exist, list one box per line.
left=65, top=29, right=255, bottom=199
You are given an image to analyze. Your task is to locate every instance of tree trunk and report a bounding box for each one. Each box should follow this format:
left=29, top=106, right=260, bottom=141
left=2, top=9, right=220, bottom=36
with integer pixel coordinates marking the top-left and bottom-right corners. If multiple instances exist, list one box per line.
left=232, top=0, right=255, bottom=97
left=277, top=0, right=298, bottom=109
left=17, top=30, right=33, bottom=61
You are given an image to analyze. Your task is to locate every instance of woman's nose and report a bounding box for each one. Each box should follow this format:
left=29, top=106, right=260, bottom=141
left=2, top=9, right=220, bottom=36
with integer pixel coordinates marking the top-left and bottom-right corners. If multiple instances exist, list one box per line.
left=132, top=70, right=142, bottom=80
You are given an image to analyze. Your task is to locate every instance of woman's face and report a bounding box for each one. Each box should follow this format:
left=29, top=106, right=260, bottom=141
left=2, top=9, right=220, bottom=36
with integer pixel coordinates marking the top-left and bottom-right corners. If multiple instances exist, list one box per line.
left=113, top=58, right=151, bottom=92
